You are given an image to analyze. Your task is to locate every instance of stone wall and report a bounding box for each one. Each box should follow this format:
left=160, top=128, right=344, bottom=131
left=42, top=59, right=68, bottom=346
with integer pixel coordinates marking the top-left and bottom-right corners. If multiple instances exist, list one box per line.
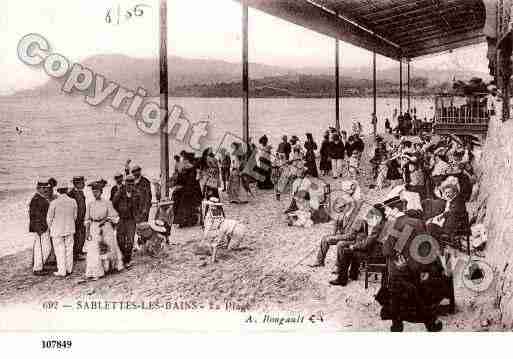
left=477, top=114, right=513, bottom=328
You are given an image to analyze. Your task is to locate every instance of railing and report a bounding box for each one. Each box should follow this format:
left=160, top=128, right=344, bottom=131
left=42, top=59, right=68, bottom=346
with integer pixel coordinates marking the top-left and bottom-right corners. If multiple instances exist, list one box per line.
left=435, top=107, right=491, bottom=125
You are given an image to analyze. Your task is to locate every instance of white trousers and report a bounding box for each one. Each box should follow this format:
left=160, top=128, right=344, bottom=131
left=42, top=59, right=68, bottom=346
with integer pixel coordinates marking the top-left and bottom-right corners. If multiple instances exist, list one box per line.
left=32, top=231, right=51, bottom=272
left=331, top=159, right=344, bottom=177
left=52, top=234, right=74, bottom=275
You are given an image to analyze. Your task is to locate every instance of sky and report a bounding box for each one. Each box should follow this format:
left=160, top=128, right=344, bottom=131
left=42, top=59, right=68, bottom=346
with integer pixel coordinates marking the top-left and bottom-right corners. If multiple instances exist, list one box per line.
left=1, top=0, right=490, bottom=95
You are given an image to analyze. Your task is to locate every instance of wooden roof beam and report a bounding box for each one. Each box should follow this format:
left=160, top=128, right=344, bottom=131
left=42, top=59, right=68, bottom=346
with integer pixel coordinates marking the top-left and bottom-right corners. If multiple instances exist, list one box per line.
left=404, top=29, right=485, bottom=58
left=392, top=23, right=482, bottom=44
left=367, top=0, right=464, bottom=23
left=399, top=26, right=483, bottom=47
left=373, top=6, right=478, bottom=29
left=236, top=0, right=402, bottom=59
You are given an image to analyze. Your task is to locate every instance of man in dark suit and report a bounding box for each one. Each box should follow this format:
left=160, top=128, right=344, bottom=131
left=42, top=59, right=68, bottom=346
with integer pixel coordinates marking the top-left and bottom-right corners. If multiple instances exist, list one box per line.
left=277, top=135, right=292, bottom=161
left=29, top=180, right=51, bottom=275
left=67, top=176, right=87, bottom=261
left=110, top=173, right=124, bottom=202
left=131, top=165, right=152, bottom=223
left=112, top=175, right=142, bottom=267
left=329, top=206, right=386, bottom=286
left=382, top=204, right=443, bottom=332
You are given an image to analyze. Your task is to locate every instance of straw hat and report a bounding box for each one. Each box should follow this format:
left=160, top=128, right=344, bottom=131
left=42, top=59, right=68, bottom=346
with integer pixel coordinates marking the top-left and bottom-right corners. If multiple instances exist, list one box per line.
left=439, top=176, right=460, bottom=194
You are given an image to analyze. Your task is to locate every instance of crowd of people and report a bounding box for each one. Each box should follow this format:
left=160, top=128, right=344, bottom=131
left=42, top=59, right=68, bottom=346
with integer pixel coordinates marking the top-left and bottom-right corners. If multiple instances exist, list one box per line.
left=28, top=111, right=480, bottom=332
left=306, top=127, right=478, bottom=332
left=384, top=110, right=434, bottom=136
left=29, top=164, right=162, bottom=280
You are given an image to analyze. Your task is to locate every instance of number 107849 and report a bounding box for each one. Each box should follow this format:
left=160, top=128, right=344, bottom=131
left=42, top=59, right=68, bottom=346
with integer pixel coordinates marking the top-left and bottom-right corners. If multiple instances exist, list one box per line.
left=41, top=340, right=72, bottom=349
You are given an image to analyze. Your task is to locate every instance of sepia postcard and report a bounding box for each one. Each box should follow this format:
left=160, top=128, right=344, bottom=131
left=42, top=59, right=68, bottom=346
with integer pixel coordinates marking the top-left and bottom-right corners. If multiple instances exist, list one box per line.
left=1, top=0, right=513, bottom=353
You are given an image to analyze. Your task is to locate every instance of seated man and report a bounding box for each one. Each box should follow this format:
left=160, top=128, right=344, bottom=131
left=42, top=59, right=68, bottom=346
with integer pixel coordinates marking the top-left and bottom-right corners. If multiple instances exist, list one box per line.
left=308, top=181, right=361, bottom=267
left=427, top=176, right=470, bottom=244
left=380, top=195, right=444, bottom=332
left=329, top=205, right=386, bottom=286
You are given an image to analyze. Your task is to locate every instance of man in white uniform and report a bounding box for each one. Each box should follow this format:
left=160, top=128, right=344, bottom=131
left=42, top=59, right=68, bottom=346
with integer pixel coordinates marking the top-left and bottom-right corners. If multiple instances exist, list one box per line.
left=46, top=181, right=77, bottom=277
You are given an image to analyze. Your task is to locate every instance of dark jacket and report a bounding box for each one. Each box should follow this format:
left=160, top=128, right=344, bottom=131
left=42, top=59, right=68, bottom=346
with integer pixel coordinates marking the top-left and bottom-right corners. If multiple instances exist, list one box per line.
left=135, top=176, right=152, bottom=217
left=329, top=141, right=346, bottom=159
left=352, top=137, right=365, bottom=154
left=112, top=187, right=143, bottom=222
left=320, top=139, right=330, bottom=158
left=352, top=219, right=385, bottom=253
left=383, top=210, right=438, bottom=278
left=110, top=184, right=123, bottom=202
left=441, top=195, right=470, bottom=236
left=29, top=193, right=49, bottom=234
left=68, top=188, right=86, bottom=223
left=338, top=219, right=384, bottom=254
left=277, top=141, right=292, bottom=159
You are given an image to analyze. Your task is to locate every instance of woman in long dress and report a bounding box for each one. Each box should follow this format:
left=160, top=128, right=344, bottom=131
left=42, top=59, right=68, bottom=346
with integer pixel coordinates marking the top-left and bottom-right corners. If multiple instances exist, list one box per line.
left=200, top=148, right=221, bottom=200
left=173, top=152, right=203, bottom=227
left=227, top=142, right=249, bottom=204
left=319, top=133, right=331, bottom=176
left=304, top=133, right=319, bottom=178
left=256, top=135, right=274, bottom=190
left=84, top=180, right=124, bottom=280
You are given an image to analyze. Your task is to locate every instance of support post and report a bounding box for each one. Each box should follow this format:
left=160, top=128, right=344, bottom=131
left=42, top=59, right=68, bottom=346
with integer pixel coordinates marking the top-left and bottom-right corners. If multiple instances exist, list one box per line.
left=399, top=59, right=403, bottom=115
left=159, top=0, right=169, bottom=200
left=335, top=38, right=340, bottom=132
left=242, top=0, right=250, bottom=145
left=407, top=59, right=411, bottom=113
left=373, top=51, right=377, bottom=135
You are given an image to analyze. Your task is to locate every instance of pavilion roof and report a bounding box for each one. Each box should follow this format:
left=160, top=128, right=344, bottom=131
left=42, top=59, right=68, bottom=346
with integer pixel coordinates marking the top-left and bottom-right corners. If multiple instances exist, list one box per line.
left=238, top=0, right=486, bottom=60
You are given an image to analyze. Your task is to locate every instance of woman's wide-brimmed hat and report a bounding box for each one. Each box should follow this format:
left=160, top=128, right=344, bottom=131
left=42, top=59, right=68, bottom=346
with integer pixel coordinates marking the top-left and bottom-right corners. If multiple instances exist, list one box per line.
left=434, top=147, right=447, bottom=156
left=207, top=197, right=223, bottom=205
left=333, top=193, right=355, bottom=213
left=182, top=151, right=196, bottom=162
left=88, top=179, right=107, bottom=190
left=136, top=222, right=153, bottom=238
left=439, top=176, right=460, bottom=194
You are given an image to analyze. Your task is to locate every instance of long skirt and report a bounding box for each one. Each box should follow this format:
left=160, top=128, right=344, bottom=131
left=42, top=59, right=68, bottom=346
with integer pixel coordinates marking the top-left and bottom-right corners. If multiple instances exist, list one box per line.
left=305, top=151, right=319, bottom=177
left=277, top=164, right=297, bottom=194
left=320, top=155, right=331, bottom=173
left=227, top=169, right=249, bottom=203
left=85, top=222, right=124, bottom=279
left=173, top=187, right=201, bottom=227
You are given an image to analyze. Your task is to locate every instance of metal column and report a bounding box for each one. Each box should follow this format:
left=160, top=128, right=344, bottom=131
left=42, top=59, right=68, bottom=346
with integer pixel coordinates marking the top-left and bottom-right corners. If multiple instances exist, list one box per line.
left=335, top=38, right=340, bottom=132
left=399, top=59, right=403, bottom=115
left=242, top=0, right=250, bottom=145
left=407, top=59, right=411, bottom=113
left=159, top=0, right=169, bottom=199
left=373, top=51, right=377, bottom=135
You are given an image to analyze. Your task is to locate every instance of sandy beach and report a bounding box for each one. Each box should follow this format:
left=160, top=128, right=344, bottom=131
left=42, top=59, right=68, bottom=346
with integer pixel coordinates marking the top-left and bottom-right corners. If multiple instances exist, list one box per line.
left=0, top=135, right=495, bottom=331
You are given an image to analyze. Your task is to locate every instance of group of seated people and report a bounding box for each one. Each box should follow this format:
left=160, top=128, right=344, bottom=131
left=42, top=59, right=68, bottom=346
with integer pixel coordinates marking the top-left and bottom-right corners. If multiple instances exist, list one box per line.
left=371, top=133, right=475, bottom=203
left=307, top=173, right=471, bottom=332
left=283, top=162, right=333, bottom=228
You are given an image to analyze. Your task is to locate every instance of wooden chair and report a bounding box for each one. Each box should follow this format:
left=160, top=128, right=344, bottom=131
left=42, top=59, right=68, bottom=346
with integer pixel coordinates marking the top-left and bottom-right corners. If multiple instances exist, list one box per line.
left=362, top=220, right=393, bottom=289
left=319, top=183, right=331, bottom=212
left=364, top=255, right=387, bottom=289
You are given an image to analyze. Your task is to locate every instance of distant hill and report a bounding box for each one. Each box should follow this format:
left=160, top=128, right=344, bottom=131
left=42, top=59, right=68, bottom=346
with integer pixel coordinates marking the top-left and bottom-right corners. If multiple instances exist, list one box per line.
left=9, top=54, right=490, bottom=98
left=298, top=65, right=491, bottom=84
